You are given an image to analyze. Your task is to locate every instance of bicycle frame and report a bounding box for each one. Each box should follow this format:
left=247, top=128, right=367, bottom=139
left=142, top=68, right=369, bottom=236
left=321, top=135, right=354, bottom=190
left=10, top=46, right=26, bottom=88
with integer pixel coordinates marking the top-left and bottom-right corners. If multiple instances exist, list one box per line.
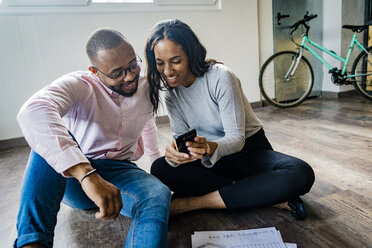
left=260, top=13, right=372, bottom=106
left=298, top=33, right=369, bottom=79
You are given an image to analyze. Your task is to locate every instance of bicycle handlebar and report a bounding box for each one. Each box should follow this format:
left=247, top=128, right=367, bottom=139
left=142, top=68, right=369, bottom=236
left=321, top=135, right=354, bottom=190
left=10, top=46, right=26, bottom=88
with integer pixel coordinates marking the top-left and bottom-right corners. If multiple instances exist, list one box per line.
left=290, top=12, right=318, bottom=34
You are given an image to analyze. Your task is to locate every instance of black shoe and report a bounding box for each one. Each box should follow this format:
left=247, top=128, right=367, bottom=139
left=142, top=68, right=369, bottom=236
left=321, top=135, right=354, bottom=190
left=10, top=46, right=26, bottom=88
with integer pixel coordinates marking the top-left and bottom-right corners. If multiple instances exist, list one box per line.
left=288, top=197, right=307, bottom=220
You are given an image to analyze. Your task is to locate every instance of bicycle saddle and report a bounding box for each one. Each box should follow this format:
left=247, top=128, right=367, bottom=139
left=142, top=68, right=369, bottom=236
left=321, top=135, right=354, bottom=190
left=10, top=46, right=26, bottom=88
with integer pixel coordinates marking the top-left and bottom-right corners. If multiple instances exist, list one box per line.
left=342, top=25, right=369, bottom=33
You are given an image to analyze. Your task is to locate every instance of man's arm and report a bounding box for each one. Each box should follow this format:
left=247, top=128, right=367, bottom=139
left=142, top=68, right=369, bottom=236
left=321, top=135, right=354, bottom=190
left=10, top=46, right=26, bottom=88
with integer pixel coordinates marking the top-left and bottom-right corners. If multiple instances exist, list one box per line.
left=17, top=77, right=90, bottom=173
left=17, top=76, right=122, bottom=220
left=67, top=163, right=123, bottom=220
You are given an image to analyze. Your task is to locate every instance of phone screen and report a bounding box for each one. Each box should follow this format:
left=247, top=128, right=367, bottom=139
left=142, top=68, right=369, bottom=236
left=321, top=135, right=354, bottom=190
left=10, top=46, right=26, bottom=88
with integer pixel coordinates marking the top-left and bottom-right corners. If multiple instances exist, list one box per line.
left=175, top=129, right=197, bottom=153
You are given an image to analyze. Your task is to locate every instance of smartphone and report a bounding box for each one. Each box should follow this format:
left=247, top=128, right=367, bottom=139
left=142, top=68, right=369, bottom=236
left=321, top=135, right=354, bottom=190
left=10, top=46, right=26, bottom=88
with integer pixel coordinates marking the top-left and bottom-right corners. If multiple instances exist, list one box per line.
left=175, top=129, right=197, bottom=153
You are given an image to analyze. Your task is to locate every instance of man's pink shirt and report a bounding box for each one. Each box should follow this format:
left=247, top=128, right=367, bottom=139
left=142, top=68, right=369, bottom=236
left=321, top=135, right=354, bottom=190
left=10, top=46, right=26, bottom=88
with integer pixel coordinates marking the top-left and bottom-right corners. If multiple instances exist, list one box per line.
left=17, top=71, right=160, bottom=175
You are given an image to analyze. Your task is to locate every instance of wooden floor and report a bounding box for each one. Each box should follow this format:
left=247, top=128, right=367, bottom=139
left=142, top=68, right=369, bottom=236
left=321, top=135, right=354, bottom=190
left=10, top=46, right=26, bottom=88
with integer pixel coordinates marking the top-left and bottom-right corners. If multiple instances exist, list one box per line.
left=0, top=95, right=371, bottom=248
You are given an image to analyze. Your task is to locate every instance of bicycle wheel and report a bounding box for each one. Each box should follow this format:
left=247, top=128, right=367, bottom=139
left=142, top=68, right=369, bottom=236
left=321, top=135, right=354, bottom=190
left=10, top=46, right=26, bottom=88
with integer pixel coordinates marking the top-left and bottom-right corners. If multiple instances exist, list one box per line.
left=259, top=51, right=314, bottom=108
left=351, top=46, right=372, bottom=100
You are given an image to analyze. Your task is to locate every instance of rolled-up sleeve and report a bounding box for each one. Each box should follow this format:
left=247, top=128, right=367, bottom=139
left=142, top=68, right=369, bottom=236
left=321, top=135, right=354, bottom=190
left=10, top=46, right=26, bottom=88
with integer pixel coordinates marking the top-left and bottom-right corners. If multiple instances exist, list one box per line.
left=141, top=117, right=161, bottom=164
left=17, top=77, right=89, bottom=174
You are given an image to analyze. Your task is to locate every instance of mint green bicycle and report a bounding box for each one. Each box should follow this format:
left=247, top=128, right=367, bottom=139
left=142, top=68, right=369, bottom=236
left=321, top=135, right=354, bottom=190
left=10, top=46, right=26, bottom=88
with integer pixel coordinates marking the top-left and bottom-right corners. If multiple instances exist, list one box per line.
left=259, top=12, right=372, bottom=108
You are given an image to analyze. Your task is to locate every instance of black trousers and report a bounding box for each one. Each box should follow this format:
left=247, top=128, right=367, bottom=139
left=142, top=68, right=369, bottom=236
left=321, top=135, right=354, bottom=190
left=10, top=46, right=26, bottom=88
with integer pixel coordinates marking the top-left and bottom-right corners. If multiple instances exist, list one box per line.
left=151, top=129, right=315, bottom=210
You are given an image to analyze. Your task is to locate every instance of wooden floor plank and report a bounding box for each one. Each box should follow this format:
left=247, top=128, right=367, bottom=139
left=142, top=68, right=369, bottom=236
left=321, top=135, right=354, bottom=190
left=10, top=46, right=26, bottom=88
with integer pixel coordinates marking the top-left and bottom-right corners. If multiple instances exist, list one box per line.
left=1, top=95, right=371, bottom=248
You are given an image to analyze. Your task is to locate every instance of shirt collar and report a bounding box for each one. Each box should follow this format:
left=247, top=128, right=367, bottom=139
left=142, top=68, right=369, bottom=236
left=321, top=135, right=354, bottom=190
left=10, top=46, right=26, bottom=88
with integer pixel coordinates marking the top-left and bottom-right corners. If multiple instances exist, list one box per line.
left=91, top=72, right=120, bottom=98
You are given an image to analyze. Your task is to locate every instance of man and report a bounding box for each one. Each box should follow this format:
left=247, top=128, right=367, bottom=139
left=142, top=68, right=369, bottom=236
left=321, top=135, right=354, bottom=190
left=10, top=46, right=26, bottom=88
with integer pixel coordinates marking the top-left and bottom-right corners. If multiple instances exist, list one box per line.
left=14, top=28, right=171, bottom=248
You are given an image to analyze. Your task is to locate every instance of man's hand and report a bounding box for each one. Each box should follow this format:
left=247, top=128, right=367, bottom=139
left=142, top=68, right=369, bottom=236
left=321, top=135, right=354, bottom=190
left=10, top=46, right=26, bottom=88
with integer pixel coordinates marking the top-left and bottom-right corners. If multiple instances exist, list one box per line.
left=67, top=163, right=123, bottom=220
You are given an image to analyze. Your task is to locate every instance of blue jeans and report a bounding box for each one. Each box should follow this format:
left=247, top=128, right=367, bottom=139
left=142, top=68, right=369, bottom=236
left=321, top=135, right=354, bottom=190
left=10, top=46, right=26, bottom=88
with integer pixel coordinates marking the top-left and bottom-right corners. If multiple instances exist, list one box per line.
left=14, top=151, right=171, bottom=248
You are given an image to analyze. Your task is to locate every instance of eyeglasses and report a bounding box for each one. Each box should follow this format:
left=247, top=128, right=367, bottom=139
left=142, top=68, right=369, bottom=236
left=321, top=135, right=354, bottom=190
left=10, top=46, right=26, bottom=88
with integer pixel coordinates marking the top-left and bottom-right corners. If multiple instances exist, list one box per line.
left=93, top=56, right=142, bottom=82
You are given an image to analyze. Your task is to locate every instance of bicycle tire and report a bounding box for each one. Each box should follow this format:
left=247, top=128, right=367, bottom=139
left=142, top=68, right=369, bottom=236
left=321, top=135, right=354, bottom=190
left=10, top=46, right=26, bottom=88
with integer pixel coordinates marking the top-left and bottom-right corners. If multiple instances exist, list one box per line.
left=351, top=46, right=372, bottom=100
left=259, top=51, right=314, bottom=108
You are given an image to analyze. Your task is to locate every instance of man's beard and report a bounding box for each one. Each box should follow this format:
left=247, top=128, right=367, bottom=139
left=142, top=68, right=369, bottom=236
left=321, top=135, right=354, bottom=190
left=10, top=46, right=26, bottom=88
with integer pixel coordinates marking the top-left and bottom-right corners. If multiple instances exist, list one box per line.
left=109, top=77, right=139, bottom=97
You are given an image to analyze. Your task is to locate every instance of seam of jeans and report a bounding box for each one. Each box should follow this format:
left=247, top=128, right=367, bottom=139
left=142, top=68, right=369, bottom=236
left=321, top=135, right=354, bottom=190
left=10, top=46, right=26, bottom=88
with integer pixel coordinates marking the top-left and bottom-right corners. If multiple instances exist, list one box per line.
left=121, top=191, right=138, bottom=248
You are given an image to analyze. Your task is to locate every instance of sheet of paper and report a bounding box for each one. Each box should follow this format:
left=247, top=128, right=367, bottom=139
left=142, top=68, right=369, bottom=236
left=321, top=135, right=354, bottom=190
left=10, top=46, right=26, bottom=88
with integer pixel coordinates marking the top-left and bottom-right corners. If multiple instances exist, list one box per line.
left=191, top=227, right=291, bottom=248
left=285, top=243, right=297, bottom=248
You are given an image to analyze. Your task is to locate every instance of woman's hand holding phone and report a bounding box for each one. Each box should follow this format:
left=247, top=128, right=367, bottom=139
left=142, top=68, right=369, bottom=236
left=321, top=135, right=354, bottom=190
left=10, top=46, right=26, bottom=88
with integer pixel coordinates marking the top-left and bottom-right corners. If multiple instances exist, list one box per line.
left=165, top=140, right=197, bottom=165
left=186, top=136, right=210, bottom=159
left=165, top=129, right=197, bottom=164
left=165, top=130, right=214, bottom=164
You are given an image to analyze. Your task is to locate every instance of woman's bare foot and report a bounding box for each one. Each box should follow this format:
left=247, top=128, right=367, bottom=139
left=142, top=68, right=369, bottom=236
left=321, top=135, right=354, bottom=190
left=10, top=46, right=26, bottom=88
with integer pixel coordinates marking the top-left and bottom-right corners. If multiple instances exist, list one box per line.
left=273, top=201, right=291, bottom=211
left=169, top=197, right=193, bottom=216
left=169, top=191, right=226, bottom=216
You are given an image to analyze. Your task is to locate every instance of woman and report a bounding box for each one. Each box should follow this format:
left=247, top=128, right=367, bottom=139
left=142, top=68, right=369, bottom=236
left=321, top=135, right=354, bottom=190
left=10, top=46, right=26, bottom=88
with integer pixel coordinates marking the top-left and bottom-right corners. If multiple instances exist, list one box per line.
left=145, top=19, right=315, bottom=220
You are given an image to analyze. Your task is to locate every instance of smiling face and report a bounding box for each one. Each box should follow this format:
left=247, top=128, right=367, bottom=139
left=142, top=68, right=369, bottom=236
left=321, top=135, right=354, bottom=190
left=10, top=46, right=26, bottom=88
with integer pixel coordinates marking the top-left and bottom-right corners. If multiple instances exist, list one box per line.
left=153, top=38, right=196, bottom=88
left=93, top=41, right=139, bottom=96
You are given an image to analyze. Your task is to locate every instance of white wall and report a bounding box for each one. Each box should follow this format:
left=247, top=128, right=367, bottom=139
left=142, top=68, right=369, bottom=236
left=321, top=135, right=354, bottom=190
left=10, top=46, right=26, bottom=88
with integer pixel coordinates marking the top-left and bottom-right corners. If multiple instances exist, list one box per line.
left=321, top=0, right=342, bottom=92
left=257, top=0, right=273, bottom=67
left=0, top=0, right=261, bottom=140
left=322, top=0, right=356, bottom=93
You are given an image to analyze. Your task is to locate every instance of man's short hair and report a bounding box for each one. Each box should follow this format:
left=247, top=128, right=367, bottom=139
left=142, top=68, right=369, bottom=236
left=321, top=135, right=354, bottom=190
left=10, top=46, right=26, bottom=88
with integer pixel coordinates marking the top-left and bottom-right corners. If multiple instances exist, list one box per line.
left=86, top=28, right=127, bottom=64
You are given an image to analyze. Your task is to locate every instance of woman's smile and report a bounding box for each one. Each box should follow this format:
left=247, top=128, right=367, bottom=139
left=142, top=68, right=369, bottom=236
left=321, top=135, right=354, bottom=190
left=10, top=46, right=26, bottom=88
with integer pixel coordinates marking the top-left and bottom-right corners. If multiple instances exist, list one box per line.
left=154, top=38, right=195, bottom=88
left=165, top=75, right=178, bottom=84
